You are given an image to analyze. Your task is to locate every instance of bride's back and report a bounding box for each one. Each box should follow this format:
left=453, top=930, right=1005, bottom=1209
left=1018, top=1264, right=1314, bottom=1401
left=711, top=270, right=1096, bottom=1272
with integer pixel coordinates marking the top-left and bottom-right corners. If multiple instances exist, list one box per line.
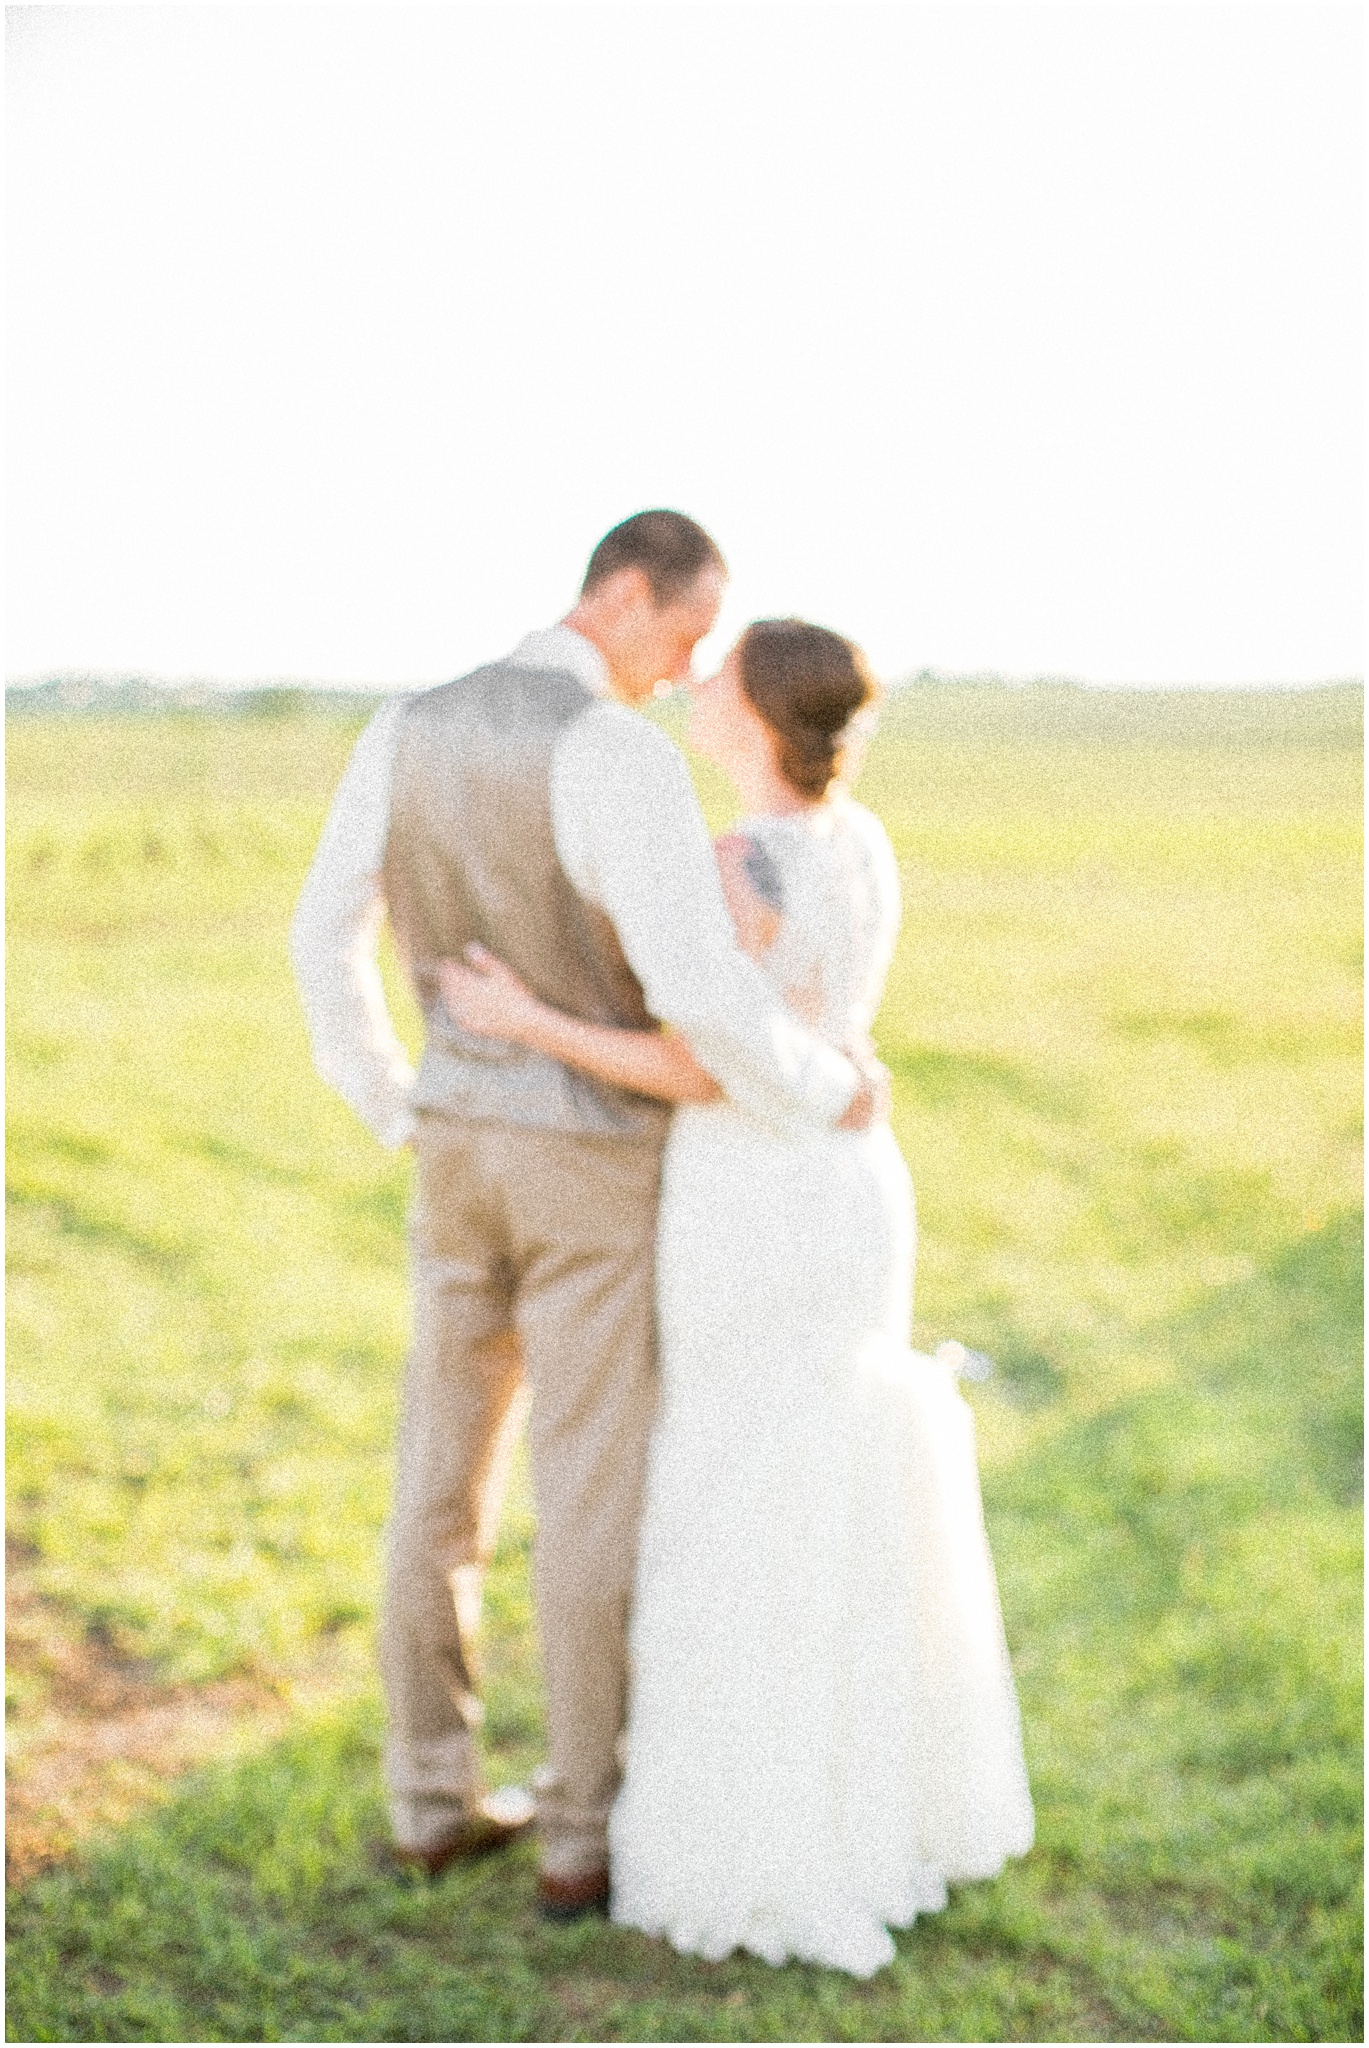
left=737, top=794, right=902, bottom=1053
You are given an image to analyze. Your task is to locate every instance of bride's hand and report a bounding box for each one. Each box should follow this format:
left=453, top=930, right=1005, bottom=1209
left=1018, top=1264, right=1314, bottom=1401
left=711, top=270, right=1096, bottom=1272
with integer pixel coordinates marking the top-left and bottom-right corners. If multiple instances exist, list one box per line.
left=438, top=944, right=543, bottom=1044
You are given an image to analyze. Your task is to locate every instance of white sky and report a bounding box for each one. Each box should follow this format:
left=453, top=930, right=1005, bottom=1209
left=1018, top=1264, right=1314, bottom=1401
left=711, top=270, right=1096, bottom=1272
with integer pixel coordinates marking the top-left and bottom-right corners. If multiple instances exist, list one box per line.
left=5, top=1, right=1363, bottom=686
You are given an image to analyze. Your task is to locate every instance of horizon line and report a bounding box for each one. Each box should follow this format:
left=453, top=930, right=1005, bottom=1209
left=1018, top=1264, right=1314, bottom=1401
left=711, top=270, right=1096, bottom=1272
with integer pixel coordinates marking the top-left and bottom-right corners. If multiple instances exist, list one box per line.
left=6, top=669, right=1364, bottom=697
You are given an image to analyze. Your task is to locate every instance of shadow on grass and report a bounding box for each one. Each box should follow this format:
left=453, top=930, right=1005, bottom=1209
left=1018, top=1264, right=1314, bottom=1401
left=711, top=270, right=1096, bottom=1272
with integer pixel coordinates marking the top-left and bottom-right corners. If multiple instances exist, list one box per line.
left=984, top=1212, right=1363, bottom=1664
left=183, top=1134, right=313, bottom=1188
left=1111, top=1008, right=1363, bottom=1067
left=3, top=1702, right=1154, bottom=2045
left=5, top=1179, right=193, bottom=1277
left=884, top=1044, right=1087, bottom=1123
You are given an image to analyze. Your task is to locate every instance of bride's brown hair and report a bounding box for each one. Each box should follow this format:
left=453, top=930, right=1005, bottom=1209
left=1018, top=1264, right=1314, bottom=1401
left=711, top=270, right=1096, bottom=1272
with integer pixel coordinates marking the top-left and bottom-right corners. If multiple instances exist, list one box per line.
left=737, top=619, right=879, bottom=801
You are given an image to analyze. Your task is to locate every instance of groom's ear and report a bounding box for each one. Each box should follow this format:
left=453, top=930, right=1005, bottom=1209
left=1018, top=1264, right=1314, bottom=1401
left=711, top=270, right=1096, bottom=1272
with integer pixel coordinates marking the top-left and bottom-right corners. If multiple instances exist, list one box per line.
left=595, top=564, right=656, bottom=622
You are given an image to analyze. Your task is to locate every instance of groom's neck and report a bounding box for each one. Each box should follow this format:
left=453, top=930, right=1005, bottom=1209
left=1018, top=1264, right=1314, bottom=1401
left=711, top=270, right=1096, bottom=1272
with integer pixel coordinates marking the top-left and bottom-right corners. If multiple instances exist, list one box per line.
left=560, top=610, right=657, bottom=708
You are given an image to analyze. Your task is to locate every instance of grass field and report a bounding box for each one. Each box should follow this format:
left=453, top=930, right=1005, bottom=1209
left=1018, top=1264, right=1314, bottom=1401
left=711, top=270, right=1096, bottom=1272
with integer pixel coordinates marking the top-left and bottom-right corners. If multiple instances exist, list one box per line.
left=5, top=683, right=1362, bottom=2042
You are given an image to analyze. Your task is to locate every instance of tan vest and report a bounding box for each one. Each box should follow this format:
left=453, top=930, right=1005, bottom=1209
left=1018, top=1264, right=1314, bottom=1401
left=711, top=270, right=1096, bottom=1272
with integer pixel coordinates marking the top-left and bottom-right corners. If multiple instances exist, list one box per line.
left=382, top=660, right=669, bottom=1142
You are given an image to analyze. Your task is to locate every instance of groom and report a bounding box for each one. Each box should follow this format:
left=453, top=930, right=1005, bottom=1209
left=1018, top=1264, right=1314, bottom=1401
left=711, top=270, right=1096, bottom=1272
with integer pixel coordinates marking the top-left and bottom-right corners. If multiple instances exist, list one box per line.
left=292, top=511, right=877, bottom=1917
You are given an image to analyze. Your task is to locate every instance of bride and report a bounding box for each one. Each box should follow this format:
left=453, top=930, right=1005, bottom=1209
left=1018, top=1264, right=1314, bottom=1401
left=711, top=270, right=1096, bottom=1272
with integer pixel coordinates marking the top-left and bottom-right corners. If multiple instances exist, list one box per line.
left=438, top=618, right=1034, bottom=1978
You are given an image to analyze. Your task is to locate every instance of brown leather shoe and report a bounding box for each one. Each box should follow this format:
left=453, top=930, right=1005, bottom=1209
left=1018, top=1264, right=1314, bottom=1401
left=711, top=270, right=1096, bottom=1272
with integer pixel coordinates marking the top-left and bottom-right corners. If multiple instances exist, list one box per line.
left=393, top=1784, right=535, bottom=1878
left=537, top=1866, right=611, bottom=1922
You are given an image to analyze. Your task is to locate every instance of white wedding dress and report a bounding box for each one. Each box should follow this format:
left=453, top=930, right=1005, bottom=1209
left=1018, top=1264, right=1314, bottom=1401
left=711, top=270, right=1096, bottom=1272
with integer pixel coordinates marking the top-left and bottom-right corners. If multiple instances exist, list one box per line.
left=609, top=793, right=1035, bottom=1978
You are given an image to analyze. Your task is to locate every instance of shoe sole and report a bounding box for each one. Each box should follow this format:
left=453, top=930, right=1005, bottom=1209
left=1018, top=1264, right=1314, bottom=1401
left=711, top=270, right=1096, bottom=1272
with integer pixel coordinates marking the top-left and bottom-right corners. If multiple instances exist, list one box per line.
left=390, top=1820, right=535, bottom=1879
left=538, top=1895, right=609, bottom=1924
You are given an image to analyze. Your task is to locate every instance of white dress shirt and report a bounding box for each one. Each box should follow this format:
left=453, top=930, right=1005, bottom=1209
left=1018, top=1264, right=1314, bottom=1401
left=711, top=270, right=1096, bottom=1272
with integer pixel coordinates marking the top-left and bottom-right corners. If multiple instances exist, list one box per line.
left=290, top=625, right=859, bottom=1150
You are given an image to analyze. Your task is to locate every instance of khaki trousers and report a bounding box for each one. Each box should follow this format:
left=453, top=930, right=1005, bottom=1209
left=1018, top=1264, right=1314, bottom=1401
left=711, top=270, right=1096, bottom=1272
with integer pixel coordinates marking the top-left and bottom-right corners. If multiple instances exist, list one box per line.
left=380, top=1114, right=665, bottom=1878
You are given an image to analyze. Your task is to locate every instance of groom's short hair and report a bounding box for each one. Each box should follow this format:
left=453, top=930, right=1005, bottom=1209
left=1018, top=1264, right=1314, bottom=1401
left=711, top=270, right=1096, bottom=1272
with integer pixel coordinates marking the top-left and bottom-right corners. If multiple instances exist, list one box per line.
left=581, top=510, right=726, bottom=607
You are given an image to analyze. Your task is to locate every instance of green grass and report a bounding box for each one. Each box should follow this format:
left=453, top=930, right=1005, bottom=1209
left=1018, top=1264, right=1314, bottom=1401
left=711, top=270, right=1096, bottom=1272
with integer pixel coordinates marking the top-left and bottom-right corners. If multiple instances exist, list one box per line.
left=6, top=684, right=1363, bottom=2041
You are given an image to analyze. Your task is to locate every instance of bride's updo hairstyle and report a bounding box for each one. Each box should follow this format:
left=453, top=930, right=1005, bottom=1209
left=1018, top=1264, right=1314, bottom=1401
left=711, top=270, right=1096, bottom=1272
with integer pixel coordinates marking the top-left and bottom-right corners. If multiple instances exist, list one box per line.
left=737, top=619, right=880, bottom=801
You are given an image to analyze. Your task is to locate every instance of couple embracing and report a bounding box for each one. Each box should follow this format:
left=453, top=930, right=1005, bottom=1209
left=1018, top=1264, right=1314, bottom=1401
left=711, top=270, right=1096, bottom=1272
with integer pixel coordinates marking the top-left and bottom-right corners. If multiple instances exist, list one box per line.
left=292, top=510, right=1033, bottom=1978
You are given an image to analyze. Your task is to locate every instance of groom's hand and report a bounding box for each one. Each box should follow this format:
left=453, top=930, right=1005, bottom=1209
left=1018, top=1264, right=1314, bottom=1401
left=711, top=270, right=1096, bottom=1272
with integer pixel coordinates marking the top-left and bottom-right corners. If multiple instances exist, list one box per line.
left=836, top=1055, right=892, bottom=1131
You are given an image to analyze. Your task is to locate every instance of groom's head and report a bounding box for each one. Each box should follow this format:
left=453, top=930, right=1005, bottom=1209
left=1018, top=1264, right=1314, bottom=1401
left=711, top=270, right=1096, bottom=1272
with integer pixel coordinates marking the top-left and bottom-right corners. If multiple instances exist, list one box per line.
left=566, top=511, right=726, bottom=704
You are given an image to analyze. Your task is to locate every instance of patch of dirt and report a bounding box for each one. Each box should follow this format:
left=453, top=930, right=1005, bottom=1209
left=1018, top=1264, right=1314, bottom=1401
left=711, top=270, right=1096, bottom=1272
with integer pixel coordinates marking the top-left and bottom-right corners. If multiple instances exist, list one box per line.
left=1015, top=1962, right=1156, bottom=2044
left=5, top=1538, right=331, bottom=1885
